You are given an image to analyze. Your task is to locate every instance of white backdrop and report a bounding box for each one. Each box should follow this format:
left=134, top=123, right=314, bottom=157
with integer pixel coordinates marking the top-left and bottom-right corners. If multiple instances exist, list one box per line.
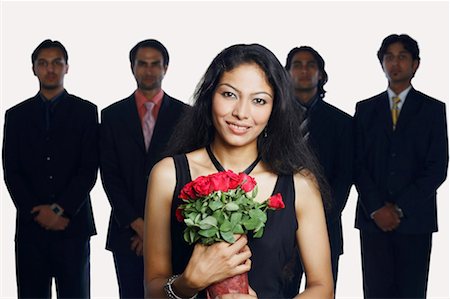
left=1, top=1, right=449, bottom=298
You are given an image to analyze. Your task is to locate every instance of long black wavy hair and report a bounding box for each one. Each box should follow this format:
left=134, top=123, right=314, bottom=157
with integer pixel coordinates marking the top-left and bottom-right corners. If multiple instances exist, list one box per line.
left=167, top=44, right=330, bottom=203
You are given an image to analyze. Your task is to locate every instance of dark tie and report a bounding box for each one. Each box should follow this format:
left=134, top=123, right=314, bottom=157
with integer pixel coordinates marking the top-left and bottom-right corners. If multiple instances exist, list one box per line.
left=142, top=102, right=155, bottom=151
left=299, top=105, right=310, bottom=140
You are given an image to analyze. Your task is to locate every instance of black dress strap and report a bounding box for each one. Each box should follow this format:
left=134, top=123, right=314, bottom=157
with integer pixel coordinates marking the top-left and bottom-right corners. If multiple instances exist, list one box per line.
left=205, top=144, right=261, bottom=175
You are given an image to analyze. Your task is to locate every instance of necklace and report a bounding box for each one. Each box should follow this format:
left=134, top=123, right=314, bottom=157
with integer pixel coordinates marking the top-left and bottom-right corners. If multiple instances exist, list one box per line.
left=206, top=144, right=261, bottom=175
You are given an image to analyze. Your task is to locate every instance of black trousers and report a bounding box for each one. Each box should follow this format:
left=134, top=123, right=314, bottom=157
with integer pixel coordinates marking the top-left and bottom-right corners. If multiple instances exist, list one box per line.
left=360, top=231, right=432, bottom=299
left=15, top=235, right=90, bottom=299
left=112, top=251, right=144, bottom=299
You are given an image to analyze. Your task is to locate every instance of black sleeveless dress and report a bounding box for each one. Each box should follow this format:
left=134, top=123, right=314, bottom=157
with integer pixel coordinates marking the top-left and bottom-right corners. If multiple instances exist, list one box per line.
left=170, top=154, right=301, bottom=298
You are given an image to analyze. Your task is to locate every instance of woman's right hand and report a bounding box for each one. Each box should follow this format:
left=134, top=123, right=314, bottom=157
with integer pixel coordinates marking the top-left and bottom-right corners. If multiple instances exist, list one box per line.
left=182, top=234, right=252, bottom=291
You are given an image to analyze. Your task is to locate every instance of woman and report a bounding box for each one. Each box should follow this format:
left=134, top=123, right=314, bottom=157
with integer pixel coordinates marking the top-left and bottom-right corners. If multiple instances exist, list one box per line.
left=143, top=44, right=333, bottom=298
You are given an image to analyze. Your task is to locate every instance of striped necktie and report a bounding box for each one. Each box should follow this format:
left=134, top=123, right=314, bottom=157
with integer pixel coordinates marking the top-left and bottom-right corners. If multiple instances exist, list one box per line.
left=391, top=97, right=401, bottom=129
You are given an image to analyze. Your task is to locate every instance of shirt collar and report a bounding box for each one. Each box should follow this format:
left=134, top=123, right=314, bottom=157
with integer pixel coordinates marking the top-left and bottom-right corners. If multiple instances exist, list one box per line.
left=39, top=89, right=67, bottom=108
left=387, top=85, right=412, bottom=103
left=298, top=93, right=320, bottom=111
left=134, top=89, right=164, bottom=108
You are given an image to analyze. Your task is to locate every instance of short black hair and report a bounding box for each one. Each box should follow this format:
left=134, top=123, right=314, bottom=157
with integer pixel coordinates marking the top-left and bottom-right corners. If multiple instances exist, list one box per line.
left=31, top=39, right=68, bottom=65
left=377, top=34, right=420, bottom=64
left=285, top=46, right=328, bottom=98
left=129, top=39, right=169, bottom=68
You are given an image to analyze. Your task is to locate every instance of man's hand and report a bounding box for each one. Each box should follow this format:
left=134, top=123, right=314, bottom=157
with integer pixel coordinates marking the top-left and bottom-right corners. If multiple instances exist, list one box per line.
left=372, top=203, right=400, bottom=232
left=130, top=235, right=143, bottom=256
left=31, top=205, right=69, bottom=230
left=130, top=217, right=145, bottom=240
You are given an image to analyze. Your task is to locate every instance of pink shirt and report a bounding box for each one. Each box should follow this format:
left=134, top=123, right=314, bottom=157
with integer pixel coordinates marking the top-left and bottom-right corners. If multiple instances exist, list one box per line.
left=134, top=89, right=164, bottom=125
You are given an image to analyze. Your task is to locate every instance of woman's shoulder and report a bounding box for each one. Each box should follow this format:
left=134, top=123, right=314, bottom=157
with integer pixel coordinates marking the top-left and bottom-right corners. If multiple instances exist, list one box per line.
left=293, top=169, right=321, bottom=202
left=150, top=157, right=177, bottom=183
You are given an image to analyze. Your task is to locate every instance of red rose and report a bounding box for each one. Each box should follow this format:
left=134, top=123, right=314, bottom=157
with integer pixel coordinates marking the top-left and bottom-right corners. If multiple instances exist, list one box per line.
left=179, top=181, right=196, bottom=200
left=193, top=176, right=211, bottom=197
left=226, top=170, right=241, bottom=189
left=239, top=173, right=257, bottom=192
left=268, top=193, right=285, bottom=209
left=209, top=172, right=231, bottom=192
left=175, top=207, right=184, bottom=222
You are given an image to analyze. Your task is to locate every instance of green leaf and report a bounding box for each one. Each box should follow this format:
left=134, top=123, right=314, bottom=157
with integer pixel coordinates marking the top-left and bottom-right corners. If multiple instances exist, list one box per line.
left=252, top=185, right=259, bottom=198
left=209, top=200, right=223, bottom=211
left=219, top=220, right=232, bottom=232
left=194, top=200, right=203, bottom=211
left=249, top=209, right=267, bottom=222
left=183, top=229, right=190, bottom=243
left=199, top=227, right=218, bottom=238
left=253, top=227, right=264, bottom=238
left=220, top=231, right=236, bottom=243
left=194, top=213, right=201, bottom=224
left=243, top=217, right=260, bottom=230
left=232, top=224, right=245, bottom=234
left=212, top=210, right=225, bottom=224
left=184, top=218, right=194, bottom=226
left=199, top=216, right=218, bottom=229
left=225, top=202, right=239, bottom=211
left=230, top=212, right=242, bottom=226
left=189, top=229, right=196, bottom=243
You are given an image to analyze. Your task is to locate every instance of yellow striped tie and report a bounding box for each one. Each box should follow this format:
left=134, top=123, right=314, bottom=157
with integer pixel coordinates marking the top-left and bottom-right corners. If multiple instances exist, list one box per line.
left=391, top=97, right=401, bottom=128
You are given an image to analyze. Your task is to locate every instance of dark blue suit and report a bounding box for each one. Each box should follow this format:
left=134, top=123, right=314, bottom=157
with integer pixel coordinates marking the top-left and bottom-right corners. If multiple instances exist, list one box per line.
left=291, top=97, right=353, bottom=293
left=2, top=91, right=98, bottom=298
left=308, top=97, right=353, bottom=285
left=100, top=93, right=189, bottom=298
left=354, top=88, right=448, bottom=298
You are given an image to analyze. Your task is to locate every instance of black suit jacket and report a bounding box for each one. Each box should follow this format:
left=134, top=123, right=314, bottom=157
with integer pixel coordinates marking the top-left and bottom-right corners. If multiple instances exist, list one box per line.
left=100, top=92, right=190, bottom=253
left=354, top=88, right=448, bottom=233
left=307, top=97, right=353, bottom=255
left=2, top=91, right=98, bottom=240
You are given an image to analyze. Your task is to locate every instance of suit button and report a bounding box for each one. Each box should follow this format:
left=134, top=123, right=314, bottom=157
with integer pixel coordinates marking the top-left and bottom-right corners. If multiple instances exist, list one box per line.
left=391, top=153, right=396, bottom=157
left=389, top=190, right=393, bottom=195
left=390, top=171, right=395, bottom=175
left=49, top=175, right=53, bottom=180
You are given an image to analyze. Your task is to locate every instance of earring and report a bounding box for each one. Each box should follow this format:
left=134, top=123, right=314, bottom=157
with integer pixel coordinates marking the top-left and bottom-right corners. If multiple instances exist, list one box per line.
left=263, top=127, right=268, bottom=138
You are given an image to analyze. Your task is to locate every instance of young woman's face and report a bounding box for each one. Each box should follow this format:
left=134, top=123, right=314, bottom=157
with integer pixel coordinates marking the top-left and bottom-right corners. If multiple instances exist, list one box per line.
left=212, top=63, right=274, bottom=148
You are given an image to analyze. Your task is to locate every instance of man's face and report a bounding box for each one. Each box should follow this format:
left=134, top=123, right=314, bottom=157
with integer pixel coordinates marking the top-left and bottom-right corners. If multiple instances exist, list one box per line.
left=33, top=47, right=68, bottom=90
left=288, top=51, right=322, bottom=93
left=132, top=47, right=167, bottom=91
left=382, top=42, right=419, bottom=85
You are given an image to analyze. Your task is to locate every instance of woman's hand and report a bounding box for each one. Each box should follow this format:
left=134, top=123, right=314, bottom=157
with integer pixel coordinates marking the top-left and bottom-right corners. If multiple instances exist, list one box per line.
left=182, top=235, right=252, bottom=291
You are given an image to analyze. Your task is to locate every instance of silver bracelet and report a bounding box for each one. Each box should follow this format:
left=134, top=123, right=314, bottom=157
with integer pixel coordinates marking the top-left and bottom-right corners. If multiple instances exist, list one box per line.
left=163, top=274, right=197, bottom=299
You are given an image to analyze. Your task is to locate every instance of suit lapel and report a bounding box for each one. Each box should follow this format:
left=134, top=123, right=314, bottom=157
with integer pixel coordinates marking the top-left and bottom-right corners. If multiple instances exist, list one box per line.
left=29, top=94, right=46, bottom=133
left=394, top=88, right=422, bottom=132
left=123, top=95, right=146, bottom=152
left=51, top=92, right=73, bottom=133
left=374, top=92, right=394, bottom=135
left=308, top=99, right=328, bottom=138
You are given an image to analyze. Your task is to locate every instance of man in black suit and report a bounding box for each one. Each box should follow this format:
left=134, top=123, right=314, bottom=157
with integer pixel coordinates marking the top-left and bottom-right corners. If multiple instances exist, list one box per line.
left=2, top=39, right=98, bottom=298
left=354, top=34, right=448, bottom=298
left=285, top=46, right=353, bottom=294
left=100, top=39, right=190, bottom=298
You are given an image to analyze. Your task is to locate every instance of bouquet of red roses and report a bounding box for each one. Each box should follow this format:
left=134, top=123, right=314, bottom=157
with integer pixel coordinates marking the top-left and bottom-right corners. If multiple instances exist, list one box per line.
left=176, top=170, right=285, bottom=297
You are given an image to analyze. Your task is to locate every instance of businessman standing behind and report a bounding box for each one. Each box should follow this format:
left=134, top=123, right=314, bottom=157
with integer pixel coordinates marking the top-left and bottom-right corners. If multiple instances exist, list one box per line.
left=100, top=39, right=190, bottom=298
left=354, top=34, right=448, bottom=299
left=285, top=46, right=353, bottom=294
left=2, top=39, right=98, bottom=298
